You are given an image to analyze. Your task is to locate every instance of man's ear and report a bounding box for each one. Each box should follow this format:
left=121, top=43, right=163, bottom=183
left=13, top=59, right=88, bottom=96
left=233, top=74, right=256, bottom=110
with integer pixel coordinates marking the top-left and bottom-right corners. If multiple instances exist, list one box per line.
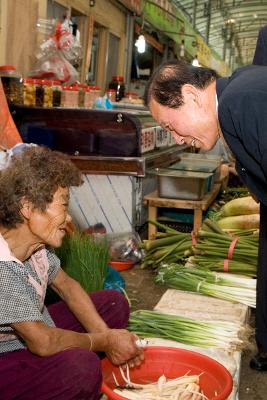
left=181, top=84, right=201, bottom=107
left=20, top=198, right=33, bottom=220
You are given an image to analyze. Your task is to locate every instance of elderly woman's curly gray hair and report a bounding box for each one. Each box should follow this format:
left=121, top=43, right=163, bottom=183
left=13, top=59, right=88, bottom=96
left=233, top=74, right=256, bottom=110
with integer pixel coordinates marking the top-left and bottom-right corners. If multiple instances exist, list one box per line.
left=0, top=146, right=82, bottom=229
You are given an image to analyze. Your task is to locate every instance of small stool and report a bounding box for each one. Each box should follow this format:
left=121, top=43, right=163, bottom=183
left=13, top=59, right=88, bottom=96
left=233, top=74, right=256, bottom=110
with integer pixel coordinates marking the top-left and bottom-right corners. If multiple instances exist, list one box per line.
left=144, top=183, right=221, bottom=239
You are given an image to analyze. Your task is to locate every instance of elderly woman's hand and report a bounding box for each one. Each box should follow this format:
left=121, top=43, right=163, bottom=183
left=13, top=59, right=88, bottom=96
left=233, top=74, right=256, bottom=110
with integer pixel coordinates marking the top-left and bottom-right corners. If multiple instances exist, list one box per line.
left=105, top=329, right=145, bottom=367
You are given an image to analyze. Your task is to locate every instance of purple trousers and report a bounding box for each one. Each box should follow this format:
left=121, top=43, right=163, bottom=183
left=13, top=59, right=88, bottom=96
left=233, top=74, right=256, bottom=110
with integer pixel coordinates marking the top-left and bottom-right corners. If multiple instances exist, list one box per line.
left=0, top=289, right=129, bottom=400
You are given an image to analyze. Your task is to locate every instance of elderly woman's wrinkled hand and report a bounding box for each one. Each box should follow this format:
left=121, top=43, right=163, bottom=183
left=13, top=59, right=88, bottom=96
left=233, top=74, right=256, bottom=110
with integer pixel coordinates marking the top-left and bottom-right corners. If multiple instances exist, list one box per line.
left=105, top=328, right=145, bottom=367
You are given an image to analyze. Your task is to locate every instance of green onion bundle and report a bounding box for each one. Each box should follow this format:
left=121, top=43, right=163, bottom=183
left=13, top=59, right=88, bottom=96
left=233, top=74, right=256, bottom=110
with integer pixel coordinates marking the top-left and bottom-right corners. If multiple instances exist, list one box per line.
left=141, top=221, right=192, bottom=269
left=183, top=219, right=258, bottom=276
left=186, top=256, right=256, bottom=277
left=129, top=310, right=252, bottom=351
left=155, top=264, right=256, bottom=308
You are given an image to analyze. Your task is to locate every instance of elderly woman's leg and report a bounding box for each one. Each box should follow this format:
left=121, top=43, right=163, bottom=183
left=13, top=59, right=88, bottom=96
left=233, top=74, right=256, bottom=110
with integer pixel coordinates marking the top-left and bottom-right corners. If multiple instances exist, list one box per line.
left=0, top=348, right=101, bottom=399
left=48, top=289, right=129, bottom=331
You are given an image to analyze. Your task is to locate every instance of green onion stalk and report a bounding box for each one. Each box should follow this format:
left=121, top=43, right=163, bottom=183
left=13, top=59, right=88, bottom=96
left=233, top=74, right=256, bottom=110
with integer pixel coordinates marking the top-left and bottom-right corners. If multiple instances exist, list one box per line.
left=186, top=256, right=257, bottom=277
left=140, top=221, right=193, bottom=269
left=155, top=264, right=256, bottom=308
left=128, top=310, right=252, bottom=352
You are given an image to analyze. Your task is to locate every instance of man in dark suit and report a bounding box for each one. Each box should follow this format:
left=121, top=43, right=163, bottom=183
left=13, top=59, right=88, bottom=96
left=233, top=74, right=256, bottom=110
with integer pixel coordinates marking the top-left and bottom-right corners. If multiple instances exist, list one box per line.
left=144, top=60, right=267, bottom=370
left=253, top=25, right=267, bottom=66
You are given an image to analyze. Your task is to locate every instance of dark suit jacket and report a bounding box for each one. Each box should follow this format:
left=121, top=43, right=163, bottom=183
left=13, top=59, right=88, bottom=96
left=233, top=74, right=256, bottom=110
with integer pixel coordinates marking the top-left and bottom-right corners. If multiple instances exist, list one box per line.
left=217, top=65, right=267, bottom=205
left=253, top=26, right=267, bottom=66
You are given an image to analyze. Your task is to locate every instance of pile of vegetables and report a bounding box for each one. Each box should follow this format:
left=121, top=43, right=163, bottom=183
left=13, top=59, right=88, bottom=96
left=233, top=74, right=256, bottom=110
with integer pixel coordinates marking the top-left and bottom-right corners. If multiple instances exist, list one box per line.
left=185, top=218, right=258, bottom=277
left=155, top=264, right=256, bottom=308
left=211, top=196, right=260, bottom=230
left=113, top=368, right=207, bottom=400
left=129, top=310, right=252, bottom=351
left=141, top=221, right=192, bottom=269
left=219, top=186, right=251, bottom=203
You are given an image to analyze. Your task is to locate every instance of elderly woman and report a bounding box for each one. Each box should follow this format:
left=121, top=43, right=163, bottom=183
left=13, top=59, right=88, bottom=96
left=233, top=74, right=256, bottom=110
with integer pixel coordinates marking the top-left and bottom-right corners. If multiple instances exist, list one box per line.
left=0, top=145, right=144, bottom=399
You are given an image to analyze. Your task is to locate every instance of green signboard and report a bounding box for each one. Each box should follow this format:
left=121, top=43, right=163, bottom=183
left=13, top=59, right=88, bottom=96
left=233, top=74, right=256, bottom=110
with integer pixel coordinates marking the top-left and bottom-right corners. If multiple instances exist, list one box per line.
left=142, top=0, right=230, bottom=76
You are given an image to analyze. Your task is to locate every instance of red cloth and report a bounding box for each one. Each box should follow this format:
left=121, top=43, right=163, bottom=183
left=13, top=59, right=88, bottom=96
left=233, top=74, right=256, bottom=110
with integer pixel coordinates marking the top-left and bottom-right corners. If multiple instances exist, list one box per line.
left=0, top=80, right=22, bottom=148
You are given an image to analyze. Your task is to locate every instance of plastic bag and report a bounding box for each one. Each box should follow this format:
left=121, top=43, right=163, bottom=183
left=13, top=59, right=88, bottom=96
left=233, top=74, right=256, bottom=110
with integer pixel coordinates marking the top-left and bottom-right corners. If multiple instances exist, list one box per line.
left=29, top=19, right=82, bottom=85
left=94, top=96, right=113, bottom=110
left=107, top=231, right=144, bottom=263
left=104, top=266, right=125, bottom=293
left=0, top=143, right=37, bottom=170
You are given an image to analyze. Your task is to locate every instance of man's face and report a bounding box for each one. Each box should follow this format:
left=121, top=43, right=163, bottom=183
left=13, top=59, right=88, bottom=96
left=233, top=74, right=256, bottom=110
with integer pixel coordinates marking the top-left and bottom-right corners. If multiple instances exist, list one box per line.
left=149, top=83, right=219, bottom=151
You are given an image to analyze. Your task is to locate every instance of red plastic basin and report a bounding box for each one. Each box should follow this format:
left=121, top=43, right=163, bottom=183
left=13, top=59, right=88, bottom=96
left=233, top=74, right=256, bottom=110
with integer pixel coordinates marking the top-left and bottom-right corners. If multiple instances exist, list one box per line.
left=101, top=346, right=233, bottom=400
left=108, top=261, right=135, bottom=271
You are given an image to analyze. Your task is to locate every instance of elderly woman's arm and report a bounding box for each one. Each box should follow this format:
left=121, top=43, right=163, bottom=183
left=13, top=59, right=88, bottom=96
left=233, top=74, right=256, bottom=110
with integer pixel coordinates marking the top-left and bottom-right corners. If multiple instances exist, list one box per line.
left=11, top=269, right=144, bottom=366
left=12, top=319, right=142, bottom=366
left=51, top=268, right=110, bottom=333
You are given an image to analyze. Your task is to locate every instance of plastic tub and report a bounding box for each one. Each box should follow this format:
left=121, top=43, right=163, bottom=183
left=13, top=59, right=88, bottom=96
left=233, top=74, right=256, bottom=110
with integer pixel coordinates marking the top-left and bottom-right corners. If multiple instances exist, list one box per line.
left=101, top=346, right=233, bottom=400
left=178, top=152, right=222, bottom=182
left=108, top=261, right=135, bottom=271
left=151, top=168, right=213, bottom=200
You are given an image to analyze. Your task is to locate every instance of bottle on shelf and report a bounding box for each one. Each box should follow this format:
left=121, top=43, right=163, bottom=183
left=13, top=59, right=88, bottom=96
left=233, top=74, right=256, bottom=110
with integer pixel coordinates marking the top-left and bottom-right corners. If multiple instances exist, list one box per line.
left=108, top=76, right=125, bottom=102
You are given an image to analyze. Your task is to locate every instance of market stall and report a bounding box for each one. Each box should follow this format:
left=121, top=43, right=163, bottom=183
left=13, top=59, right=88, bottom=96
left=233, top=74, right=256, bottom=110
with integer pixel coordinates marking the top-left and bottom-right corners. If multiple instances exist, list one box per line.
left=11, top=104, right=186, bottom=233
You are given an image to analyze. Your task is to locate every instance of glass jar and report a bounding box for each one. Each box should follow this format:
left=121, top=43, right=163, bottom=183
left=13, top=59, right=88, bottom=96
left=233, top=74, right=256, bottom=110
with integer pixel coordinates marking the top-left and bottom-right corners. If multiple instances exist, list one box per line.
left=75, top=83, right=87, bottom=108
left=84, top=87, right=94, bottom=109
left=61, top=86, right=79, bottom=108
left=91, top=86, right=101, bottom=108
left=0, top=65, right=23, bottom=104
left=84, top=86, right=101, bottom=108
left=124, top=92, right=139, bottom=102
left=42, top=79, right=53, bottom=107
left=51, top=80, right=62, bottom=107
left=108, top=76, right=125, bottom=102
left=35, top=79, right=44, bottom=107
left=106, top=88, right=116, bottom=102
left=23, top=78, right=36, bottom=106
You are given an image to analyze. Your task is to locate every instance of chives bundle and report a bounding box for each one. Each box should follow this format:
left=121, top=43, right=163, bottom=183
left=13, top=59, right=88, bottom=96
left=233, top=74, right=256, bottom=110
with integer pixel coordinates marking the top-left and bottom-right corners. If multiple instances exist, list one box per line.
left=129, top=310, right=252, bottom=351
left=55, top=232, right=109, bottom=292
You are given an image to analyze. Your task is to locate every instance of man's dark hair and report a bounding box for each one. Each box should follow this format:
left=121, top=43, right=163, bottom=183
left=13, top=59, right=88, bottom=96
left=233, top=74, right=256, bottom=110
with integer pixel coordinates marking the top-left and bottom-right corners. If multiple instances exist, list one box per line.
left=144, top=60, right=218, bottom=108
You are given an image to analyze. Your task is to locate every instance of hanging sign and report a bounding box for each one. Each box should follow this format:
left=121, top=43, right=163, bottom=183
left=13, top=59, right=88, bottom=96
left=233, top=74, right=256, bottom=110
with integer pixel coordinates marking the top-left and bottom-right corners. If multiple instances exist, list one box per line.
left=142, top=0, right=230, bottom=76
left=118, top=0, right=142, bottom=15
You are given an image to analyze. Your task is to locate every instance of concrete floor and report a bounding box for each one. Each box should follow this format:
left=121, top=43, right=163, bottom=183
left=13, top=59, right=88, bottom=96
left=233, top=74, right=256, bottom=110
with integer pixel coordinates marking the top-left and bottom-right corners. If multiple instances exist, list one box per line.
left=120, top=265, right=267, bottom=400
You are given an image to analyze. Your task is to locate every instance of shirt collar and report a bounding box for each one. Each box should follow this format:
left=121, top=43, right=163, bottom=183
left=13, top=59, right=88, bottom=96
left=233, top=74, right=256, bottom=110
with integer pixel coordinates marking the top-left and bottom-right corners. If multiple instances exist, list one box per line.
left=0, top=233, right=24, bottom=265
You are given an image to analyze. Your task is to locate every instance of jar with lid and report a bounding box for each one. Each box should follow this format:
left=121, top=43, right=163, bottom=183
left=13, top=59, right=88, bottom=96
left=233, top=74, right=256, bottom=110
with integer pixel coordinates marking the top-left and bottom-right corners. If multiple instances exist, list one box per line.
left=108, top=76, right=125, bottom=102
left=51, top=80, right=62, bottom=107
left=41, top=80, right=53, bottom=107
left=84, top=86, right=101, bottom=108
left=75, top=83, right=87, bottom=108
left=35, top=79, right=44, bottom=107
left=106, top=88, right=116, bottom=103
left=23, top=78, right=36, bottom=106
left=61, top=86, right=79, bottom=108
left=124, top=92, right=140, bottom=102
left=84, top=87, right=94, bottom=109
left=0, top=65, right=23, bottom=104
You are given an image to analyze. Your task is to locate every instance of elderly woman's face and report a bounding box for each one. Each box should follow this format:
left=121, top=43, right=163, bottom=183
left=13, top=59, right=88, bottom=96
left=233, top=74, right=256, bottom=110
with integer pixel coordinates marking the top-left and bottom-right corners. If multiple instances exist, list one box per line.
left=28, top=186, right=71, bottom=248
left=149, top=88, right=219, bottom=151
